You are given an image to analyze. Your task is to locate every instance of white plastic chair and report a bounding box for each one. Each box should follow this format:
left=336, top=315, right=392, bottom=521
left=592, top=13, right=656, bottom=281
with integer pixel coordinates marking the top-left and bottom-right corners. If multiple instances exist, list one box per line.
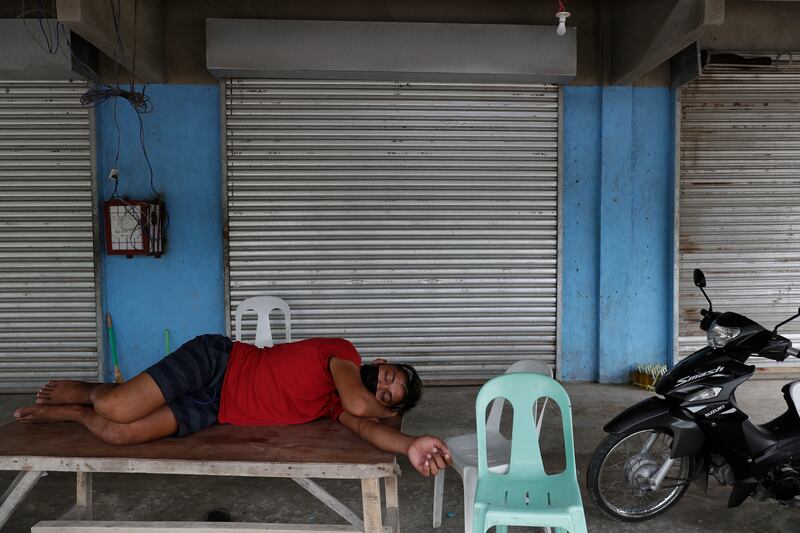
left=234, top=296, right=291, bottom=348
left=432, top=359, right=553, bottom=532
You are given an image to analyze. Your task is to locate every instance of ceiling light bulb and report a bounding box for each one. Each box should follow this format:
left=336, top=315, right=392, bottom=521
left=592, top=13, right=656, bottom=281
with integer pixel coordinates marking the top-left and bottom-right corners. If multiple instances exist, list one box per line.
left=556, top=11, right=571, bottom=36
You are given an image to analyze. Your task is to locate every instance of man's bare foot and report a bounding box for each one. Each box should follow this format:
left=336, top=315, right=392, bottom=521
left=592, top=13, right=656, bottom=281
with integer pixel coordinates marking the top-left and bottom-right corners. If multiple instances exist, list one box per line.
left=14, top=404, right=87, bottom=423
left=35, top=380, right=95, bottom=405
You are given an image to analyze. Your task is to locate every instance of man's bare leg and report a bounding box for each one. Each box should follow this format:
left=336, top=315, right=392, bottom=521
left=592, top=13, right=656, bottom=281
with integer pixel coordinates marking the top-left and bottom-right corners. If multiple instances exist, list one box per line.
left=35, top=373, right=167, bottom=424
left=14, top=404, right=178, bottom=446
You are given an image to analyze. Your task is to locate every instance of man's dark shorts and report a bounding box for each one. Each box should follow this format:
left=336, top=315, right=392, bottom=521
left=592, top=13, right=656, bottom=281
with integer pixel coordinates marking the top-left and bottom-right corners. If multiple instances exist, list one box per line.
left=144, top=334, right=232, bottom=437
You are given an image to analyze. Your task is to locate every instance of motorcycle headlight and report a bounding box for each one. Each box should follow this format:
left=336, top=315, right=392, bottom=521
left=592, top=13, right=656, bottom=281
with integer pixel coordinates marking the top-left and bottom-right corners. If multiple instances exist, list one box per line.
left=707, top=323, right=740, bottom=348
left=686, top=386, right=722, bottom=402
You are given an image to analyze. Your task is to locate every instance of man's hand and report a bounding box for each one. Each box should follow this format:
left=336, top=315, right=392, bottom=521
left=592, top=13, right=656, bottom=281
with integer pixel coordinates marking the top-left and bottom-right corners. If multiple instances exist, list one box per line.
left=338, top=414, right=450, bottom=477
left=407, top=435, right=452, bottom=477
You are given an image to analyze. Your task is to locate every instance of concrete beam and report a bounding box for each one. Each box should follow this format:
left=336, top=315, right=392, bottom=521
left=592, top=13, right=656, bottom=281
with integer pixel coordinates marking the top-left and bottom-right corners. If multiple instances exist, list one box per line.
left=703, top=0, right=800, bottom=52
left=207, top=19, right=577, bottom=84
left=670, top=41, right=702, bottom=88
left=607, top=0, right=724, bottom=85
left=0, top=19, right=86, bottom=80
left=57, top=0, right=164, bottom=82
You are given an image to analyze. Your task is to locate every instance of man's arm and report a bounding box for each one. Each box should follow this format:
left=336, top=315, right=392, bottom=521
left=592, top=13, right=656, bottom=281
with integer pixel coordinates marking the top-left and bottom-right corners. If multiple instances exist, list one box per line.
left=338, top=411, right=451, bottom=477
left=330, top=358, right=396, bottom=418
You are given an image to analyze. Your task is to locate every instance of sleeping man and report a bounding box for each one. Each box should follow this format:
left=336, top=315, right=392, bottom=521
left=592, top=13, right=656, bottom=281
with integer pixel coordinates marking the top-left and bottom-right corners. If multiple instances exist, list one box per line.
left=14, top=335, right=451, bottom=477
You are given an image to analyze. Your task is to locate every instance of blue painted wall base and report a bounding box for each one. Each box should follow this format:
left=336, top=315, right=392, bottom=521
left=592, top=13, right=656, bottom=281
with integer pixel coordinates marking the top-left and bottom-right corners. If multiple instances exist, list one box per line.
left=96, top=85, right=224, bottom=381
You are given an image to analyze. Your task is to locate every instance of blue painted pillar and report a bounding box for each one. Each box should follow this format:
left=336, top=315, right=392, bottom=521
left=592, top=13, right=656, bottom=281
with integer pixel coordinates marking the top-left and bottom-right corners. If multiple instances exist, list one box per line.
left=628, top=88, right=675, bottom=374
left=561, top=87, right=602, bottom=381
left=561, top=86, right=674, bottom=383
left=598, top=87, right=634, bottom=382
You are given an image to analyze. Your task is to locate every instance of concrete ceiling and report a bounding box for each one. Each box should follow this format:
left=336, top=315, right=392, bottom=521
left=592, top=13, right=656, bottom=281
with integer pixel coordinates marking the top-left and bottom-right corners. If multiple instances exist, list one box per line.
left=1, top=0, right=799, bottom=86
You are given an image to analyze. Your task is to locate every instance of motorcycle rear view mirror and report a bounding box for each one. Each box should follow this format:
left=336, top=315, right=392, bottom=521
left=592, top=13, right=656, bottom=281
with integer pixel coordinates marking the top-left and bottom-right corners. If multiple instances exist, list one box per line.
left=693, top=269, right=706, bottom=288
left=773, top=306, right=800, bottom=336
left=694, top=268, right=713, bottom=313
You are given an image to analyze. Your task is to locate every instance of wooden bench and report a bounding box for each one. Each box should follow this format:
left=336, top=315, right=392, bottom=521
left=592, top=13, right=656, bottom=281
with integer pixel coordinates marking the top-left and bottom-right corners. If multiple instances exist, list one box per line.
left=0, top=419, right=401, bottom=532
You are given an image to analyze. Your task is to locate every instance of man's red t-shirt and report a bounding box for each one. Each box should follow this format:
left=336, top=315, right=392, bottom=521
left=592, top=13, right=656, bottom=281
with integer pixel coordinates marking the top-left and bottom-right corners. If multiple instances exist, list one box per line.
left=218, top=338, right=361, bottom=426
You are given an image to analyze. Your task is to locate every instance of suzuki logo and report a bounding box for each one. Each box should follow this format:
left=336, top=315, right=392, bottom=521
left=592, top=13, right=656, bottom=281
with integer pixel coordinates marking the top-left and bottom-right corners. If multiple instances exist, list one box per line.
left=705, top=404, right=727, bottom=417
left=676, top=366, right=725, bottom=386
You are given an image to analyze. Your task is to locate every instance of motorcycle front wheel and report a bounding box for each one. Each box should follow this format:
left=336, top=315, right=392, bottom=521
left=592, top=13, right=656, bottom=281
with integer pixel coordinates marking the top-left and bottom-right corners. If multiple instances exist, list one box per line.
left=587, top=428, right=693, bottom=521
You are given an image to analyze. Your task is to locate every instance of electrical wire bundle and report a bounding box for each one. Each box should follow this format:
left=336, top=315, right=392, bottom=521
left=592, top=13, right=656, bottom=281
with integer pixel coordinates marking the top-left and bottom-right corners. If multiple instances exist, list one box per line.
left=19, top=0, right=167, bottom=252
left=80, top=84, right=152, bottom=113
left=19, top=0, right=158, bottom=199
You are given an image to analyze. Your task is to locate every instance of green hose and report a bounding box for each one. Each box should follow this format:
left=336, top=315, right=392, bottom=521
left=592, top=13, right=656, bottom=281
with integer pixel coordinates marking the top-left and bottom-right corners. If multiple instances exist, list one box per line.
left=109, top=323, right=119, bottom=368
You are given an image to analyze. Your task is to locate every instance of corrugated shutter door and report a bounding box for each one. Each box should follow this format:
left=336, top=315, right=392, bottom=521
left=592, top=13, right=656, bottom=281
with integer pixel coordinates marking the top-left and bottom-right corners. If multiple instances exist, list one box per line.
left=225, top=80, right=559, bottom=380
left=678, top=64, right=800, bottom=366
left=0, top=80, right=99, bottom=391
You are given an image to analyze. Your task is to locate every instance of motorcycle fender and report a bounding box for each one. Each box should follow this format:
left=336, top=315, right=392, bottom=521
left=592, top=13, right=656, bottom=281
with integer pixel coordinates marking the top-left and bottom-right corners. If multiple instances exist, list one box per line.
left=604, top=397, right=705, bottom=458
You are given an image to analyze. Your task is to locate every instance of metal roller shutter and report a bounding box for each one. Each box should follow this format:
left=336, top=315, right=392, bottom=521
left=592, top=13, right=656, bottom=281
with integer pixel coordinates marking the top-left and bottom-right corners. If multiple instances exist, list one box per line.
left=0, top=80, right=99, bottom=391
left=224, top=79, right=559, bottom=380
left=678, top=63, right=800, bottom=367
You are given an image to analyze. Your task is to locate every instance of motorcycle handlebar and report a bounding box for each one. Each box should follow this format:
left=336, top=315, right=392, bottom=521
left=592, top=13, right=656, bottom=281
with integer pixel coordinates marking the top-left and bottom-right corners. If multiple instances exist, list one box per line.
left=787, top=346, right=800, bottom=358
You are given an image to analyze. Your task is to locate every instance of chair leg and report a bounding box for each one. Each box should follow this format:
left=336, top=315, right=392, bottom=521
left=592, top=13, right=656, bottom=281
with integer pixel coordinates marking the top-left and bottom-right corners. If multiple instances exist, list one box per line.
left=569, top=508, right=589, bottom=533
left=471, top=502, right=488, bottom=533
left=462, top=467, right=478, bottom=533
left=432, top=468, right=445, bottom=528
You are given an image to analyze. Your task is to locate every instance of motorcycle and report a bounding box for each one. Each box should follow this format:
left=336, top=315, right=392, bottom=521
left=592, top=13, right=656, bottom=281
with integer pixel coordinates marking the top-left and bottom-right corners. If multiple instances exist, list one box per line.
left=586, top=268, right=800, bottom=521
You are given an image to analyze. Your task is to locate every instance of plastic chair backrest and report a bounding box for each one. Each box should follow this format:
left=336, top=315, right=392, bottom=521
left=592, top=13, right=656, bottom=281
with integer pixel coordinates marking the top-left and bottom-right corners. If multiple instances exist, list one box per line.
left=485, top=360, right=552, bottom=433
left=234, top=296, right=292, bottom=348
left=476, top=373, right=575, bottom=480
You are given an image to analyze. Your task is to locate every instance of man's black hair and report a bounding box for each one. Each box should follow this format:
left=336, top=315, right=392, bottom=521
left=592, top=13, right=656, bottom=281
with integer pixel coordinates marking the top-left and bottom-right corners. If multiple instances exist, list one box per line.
left=360, top=362, right=423, bottom=415
left=395, top=363, right=423, bottom=414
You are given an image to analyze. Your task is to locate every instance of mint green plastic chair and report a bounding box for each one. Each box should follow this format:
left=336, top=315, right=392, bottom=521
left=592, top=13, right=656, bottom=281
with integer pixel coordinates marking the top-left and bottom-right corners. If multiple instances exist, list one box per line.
left=472, top=373, right=588, bottom=533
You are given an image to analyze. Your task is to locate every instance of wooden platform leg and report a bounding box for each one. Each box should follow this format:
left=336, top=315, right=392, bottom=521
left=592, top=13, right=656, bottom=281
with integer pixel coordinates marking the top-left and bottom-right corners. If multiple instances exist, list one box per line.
left=0, top=470, right=45, bottom=529
left=75, top=472, right=92, bottom=520
left=383, top=476, right=399, bottom=533
left=77, top=471, right=92, bottom=519
left=292, top=477, right=363, bottom=529
left=58, top=472, right=93, bottom=520
left=360, top=478, right=382, bottom=533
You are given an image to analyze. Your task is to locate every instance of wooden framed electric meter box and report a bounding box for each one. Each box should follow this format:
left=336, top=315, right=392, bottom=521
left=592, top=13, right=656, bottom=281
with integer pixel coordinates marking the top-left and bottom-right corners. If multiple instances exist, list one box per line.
left=103, top=199, right=165, bottom=258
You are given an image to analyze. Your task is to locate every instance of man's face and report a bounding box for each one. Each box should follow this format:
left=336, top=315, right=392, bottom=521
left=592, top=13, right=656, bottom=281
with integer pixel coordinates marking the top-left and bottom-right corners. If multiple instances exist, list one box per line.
left=374, top=363, right=408, bottom=407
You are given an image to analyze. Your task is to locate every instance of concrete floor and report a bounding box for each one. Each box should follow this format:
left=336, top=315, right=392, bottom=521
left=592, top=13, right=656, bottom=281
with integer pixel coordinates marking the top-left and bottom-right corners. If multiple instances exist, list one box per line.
left=1, top=379, right=798, bottom=532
